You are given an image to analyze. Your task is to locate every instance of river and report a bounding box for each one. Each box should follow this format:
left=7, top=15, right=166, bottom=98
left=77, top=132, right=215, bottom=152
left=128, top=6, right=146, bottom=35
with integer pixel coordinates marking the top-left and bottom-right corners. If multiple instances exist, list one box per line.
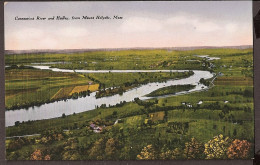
left=5, top=68, right=214, bottom=127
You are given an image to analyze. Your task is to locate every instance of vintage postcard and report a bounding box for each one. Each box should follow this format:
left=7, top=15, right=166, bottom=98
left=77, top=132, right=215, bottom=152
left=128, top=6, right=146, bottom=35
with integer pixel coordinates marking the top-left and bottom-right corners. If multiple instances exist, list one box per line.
left=4, top=1, right=253, bottom=160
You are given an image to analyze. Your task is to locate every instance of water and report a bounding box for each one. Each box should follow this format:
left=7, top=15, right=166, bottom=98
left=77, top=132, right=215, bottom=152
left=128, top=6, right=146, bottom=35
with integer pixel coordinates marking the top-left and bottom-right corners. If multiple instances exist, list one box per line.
left=31, top=62, right=72, bottom=65
left=31, top=65, right=190, bottom=73
left=194, top=55, right=220, bottom=61
left=5, top=69, right=213, bottom=127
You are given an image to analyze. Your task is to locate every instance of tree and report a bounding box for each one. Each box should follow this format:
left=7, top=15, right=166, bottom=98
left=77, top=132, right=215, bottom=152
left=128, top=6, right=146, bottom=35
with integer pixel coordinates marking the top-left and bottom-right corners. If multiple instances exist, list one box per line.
left=233, top=129, right=237, bottom=137
left=7, top=138, right=25, bottom=151
left=137, top=144, right=156, bottom=160
left=7, top=151, right=20, bottom=160
left=44, top=155, right=51, bottom=160
left=62, top=138, right=80, bottom=160
left=40, top=129, right=65, bottom=144
left=14, top=121, right=20, bottom=126
left=227, top=139, right=251, bottom=159
left=204, top=134, right=231, bottom=159
left=73, top=122, right=78, bottom=129
left=243, top=89, right=253, bottom=97
left=62, top=151, right=80, bottom=160
left=171, top=148, right=183, bottom=159
left=160, top=148, right=183, bottom=160
left=155, top=99, right=158, bottom=104
left=30, top=149, right=43, bottom=160
left=89, top=138, right=106, bottom=160
left=112, top=111, right=118, bottom=118
left=147, top=119, right=153, bottom=128
left=160, top=149, right=173, bottom=160
left=119, top=146, right=131, bottom=160
left=63, top=138, right=78, bottom=150
left=183, top=138, right=204, bottom=159
left=199, top=78, right=210, bottom=86
left=105, top=138, right=118, bottom=160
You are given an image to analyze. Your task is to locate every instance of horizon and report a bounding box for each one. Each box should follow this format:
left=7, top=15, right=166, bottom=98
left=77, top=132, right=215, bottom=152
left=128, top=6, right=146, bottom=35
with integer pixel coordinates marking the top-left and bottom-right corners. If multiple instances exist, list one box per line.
left=5, top=45, right=253, bottom=52
left=5, top=1, right=253, bottom=50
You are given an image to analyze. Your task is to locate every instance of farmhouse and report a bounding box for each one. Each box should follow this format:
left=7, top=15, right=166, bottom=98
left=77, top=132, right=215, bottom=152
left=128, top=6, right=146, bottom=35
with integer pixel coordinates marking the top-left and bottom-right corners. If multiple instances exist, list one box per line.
left=93, top=127, right=102, bottom=133
left=90, top=123, right=95, bottom=129
left=89, top=123, right=104, bottom=133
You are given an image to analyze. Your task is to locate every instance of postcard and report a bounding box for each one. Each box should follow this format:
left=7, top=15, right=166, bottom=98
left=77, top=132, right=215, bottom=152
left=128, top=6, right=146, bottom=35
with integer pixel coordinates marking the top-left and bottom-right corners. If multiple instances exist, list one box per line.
left=4, top=1, right=253, bottom=160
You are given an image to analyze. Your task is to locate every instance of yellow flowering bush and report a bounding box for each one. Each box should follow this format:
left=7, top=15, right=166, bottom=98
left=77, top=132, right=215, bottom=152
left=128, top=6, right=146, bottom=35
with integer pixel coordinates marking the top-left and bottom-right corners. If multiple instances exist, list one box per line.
left=137, top=144, right=156, bottom=160
left=159, top=148, right=183, bottom=160
left=204, top=134, right=231, bottom=159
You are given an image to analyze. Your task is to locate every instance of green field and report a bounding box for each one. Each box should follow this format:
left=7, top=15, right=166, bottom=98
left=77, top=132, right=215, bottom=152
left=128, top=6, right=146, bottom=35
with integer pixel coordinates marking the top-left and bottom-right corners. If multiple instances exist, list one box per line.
left=5, top=48, right=254, bottom=160
left=5, top=66, right=97, bottom=110
left=146, top=84, right=196, bottom=97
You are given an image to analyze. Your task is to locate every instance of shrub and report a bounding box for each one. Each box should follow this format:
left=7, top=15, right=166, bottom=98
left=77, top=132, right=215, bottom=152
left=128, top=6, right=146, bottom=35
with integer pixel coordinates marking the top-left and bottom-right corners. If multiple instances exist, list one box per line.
left=30, top=149, right=51, bottom=160
left=227, top=139, right=251, bottom=159
left=160, top=148, right=183, bottom=160
left=204, top=134, right=231, bottom=159
left=137, top=144, right=156, bottom=160
left=183, top=138, right=204, bottom=159
left=243, top=89, right=253, bottom=97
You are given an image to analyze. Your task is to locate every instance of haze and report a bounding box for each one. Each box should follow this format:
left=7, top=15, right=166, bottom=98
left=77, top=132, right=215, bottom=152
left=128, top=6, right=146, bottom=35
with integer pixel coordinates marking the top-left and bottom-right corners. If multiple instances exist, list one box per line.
left=4, top=1, right=253, bottom=50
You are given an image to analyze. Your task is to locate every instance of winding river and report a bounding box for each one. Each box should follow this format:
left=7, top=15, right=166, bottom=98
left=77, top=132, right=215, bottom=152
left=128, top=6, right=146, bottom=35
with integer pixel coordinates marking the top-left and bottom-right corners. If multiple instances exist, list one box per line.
left=5, top=68, right=214, bottom=127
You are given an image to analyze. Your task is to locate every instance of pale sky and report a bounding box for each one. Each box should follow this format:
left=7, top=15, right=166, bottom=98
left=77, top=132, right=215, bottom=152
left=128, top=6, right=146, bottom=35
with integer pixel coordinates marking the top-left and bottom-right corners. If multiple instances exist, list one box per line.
left=5, top=1, right=253, bottom=50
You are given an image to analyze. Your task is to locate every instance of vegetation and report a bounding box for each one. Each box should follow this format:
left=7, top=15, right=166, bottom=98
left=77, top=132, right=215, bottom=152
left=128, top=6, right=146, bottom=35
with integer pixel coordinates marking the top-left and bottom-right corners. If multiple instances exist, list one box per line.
left=204, top=134, right=231, bottom=159
left=227, top=139, right=252, bottom=159
left=5, top=66, right=98, bottom=110
left=5, top=48, right=253, bottom=160
left=146, top=84, right=196, bottom=97
left=94, top=71, right=194, bottom=98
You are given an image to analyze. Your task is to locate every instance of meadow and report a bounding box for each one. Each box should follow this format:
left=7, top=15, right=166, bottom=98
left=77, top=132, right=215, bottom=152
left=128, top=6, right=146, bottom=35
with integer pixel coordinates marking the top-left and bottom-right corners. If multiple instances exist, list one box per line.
left=146, top=84, right=196, bottom=97
left=5, top=48, right=254, bottom=160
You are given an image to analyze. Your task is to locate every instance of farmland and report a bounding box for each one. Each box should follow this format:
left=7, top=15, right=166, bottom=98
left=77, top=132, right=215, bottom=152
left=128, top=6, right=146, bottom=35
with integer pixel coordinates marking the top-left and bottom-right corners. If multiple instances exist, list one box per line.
left=5, top=48, right=254, bottom=160
left=146, top=84, right=196, bottom=97
left=5, top=66, right=99, bottom=110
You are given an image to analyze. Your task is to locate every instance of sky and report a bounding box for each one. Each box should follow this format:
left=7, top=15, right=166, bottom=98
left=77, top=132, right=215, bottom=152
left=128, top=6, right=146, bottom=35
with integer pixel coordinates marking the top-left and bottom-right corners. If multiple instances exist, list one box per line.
left=5, top=1, right=253, bottom=50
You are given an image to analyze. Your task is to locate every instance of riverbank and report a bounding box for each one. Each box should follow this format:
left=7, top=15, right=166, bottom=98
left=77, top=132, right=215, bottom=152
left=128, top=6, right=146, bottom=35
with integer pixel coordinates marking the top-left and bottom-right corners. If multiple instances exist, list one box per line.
left=146, top=84, right=196, bottom=97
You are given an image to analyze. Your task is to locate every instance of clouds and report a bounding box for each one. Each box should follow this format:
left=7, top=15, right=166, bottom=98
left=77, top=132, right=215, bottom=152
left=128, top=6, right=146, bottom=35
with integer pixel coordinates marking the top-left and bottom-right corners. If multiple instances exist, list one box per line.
left=7, top=28, right=56, bottom=49
left=58, top=27, right=89, bottom=38
left=116, top=13, right=252, bottom=47
left=6, top=26, right=90, bottom=50
left=225, top=23, right=237, bottom=32
left=5, top=2, right=252, bottom=50
left=166, top=15, right=223, bottom=33
left=119, top=17, right=162, bottom=33
left=119, top=14, right=243, bottom=34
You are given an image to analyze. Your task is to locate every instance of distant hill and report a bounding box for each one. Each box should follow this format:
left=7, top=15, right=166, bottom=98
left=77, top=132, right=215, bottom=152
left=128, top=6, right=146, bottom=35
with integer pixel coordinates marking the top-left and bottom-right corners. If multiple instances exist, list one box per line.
left=5, top=45, right=253, bottom=55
